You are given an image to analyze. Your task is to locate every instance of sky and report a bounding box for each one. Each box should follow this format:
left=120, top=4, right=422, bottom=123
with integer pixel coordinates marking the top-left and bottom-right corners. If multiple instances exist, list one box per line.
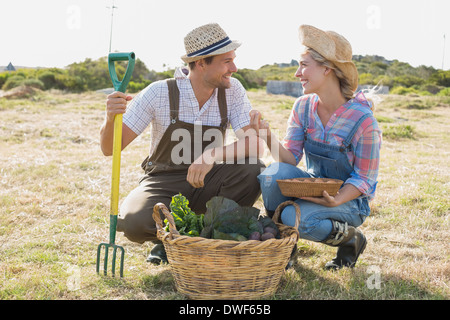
left=1, top=0, right=450, bottom=72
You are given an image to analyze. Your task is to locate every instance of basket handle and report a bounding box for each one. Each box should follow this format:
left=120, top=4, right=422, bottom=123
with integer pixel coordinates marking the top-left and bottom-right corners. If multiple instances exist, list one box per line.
left=272, top=200, right=301, bottom=230
left=153, top=203, right=180, bottom=236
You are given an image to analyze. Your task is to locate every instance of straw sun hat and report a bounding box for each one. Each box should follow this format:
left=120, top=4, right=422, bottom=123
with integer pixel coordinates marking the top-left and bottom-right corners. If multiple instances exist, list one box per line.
left=298, top=25, right=359, bottom=92
left=181, top=23, right=241, bottom=63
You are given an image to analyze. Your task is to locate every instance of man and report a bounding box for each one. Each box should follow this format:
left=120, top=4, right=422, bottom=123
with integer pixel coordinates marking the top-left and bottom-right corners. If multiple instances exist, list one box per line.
left=100, top=23, right=265, bottom=264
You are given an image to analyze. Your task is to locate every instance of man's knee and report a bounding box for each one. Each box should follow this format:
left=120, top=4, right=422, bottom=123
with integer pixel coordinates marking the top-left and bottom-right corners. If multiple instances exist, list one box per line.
left=117, top=190, right=167, bottom=244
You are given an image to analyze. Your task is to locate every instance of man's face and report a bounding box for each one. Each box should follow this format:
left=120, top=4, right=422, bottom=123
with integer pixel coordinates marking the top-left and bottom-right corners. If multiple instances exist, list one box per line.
left=202, top=50, right=238, bottom=89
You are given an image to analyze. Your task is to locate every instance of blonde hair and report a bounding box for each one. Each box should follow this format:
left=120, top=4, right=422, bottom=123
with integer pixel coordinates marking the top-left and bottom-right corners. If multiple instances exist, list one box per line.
left=305, top=48, right=381, bottom=111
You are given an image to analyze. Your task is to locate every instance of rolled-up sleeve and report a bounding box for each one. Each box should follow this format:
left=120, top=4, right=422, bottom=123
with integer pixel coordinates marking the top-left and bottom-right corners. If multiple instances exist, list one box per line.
left=282, top=99, right=306, bottom=165
left=345, top=120, right=382, bottom=200
left=229, top=78, right=252, bottom=132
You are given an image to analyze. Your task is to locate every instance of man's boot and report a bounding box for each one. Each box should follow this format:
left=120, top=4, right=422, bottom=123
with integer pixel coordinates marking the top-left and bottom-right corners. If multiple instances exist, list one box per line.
left=322, top=220, right=367, bottom=270
left=146, top=243, right=168, bottom=265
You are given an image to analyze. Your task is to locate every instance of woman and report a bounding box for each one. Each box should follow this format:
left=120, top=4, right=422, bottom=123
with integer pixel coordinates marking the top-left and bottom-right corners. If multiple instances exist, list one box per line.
left=251, top=25, right=382, bottom=270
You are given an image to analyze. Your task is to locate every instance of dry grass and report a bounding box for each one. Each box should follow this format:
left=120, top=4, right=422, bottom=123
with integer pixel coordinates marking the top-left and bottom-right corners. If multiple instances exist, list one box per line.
left=0, top=89, right=449, bottom=300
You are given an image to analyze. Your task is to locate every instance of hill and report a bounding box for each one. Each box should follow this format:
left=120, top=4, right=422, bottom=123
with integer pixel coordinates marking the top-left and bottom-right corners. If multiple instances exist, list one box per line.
left=1, top=55, right=449, bottom=96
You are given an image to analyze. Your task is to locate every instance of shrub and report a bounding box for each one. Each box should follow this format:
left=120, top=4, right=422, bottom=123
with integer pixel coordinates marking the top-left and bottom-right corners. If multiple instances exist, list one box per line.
left=382, top=124, right=416, bottom=140
left=437, top=87, right=450, bottom=96
left=127, top=81, right=150, bottom=93
left=21, top=78, right=44, bottom=90
left=359, top=73, right=375, bottom=85
left=232, top=73, right=249, bottom=90
left=2, top=75, right=25, bottom=90
left=392, top=75, right=425, bottom=88
left=390, top=86, right=431, bottom=96
left=38, top=71, right=59, bottom=90
left=430, top=70, right=450, bottom=87
left=0, top=72, right=10, bottom=88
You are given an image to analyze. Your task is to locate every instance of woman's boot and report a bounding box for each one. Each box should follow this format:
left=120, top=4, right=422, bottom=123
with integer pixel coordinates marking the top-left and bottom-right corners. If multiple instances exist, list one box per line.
left=322, top=220, right=367, bottom=270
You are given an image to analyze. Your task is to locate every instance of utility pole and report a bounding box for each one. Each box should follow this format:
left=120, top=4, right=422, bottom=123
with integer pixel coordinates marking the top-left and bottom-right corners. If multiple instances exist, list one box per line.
left=107, top=0, right=118, bottom=53
left=442, top=34, right=446, bottom=70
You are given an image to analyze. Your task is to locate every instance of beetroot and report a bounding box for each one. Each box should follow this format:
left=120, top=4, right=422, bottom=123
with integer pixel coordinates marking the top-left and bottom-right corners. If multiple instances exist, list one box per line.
left=263, top=227, right=277, bottom=236
left=261, top=232, right=275, bottom=241
left=248, top=231, right=261, bottom=241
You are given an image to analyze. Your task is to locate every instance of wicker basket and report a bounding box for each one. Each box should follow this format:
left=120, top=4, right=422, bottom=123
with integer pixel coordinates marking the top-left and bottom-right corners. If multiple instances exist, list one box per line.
left=152, top=201, right=301, bottom=300
left=277, top=178, right=343, bottom=198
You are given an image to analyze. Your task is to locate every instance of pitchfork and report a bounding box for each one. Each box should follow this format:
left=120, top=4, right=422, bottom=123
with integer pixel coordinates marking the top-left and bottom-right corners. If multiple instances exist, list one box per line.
left=96, top=52, right=135, bottom=277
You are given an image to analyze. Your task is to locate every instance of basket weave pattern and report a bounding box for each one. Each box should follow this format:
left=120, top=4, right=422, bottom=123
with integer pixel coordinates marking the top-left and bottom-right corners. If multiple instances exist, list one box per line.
left=152, top=201, right=300, bottom=300
left=277, top=178, right=343, bottom=198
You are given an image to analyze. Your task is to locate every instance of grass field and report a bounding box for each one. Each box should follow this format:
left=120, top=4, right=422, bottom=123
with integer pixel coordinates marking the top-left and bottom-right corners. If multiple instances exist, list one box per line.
left=0, top=88, right=449, bottom=300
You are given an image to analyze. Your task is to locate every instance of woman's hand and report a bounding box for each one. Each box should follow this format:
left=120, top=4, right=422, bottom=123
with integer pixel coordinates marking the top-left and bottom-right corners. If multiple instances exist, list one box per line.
left=300, top=184, right=362, bottom=207
left=301, top=191, right=341, bottom=207
left=249, top=110, right=270, bottom=141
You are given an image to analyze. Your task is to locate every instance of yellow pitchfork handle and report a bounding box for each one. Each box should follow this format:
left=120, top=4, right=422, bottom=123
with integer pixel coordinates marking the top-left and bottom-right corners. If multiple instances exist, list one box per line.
left=110, top=113, right=122, bottom=217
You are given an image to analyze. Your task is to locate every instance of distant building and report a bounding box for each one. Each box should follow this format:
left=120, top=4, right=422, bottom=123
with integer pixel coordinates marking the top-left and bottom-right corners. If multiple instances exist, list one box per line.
left=6, top=62, right=16, bottom=71
left=266, top=80, right=303, bottom=97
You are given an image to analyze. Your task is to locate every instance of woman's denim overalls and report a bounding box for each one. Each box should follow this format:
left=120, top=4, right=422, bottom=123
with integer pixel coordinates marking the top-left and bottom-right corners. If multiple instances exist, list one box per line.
left=258, top=96, right=371, bottom=242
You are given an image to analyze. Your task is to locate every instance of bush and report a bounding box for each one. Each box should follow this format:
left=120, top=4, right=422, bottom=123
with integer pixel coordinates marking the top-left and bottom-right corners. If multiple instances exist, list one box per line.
left=392, top=75, right=425, bottom=88
left=127, top=80, right=150, bottom=93
left=21, top=78, right=44, bottom=90
left=437, top=87, right=450, bottom=96
left=0, top=72, right=10, bottom=88
left=382, top=124, right=416, bottom=140
left=359, top=73, right=375, bottom=85
left=2, top=75, right=25, bottom=90
left=390, top=86, right=431, bottom=96
left=38, top=70, right=59, bottom=90
left=232, top=73, right=249, bottom=90
left=430, top=70, right=450, bottom=87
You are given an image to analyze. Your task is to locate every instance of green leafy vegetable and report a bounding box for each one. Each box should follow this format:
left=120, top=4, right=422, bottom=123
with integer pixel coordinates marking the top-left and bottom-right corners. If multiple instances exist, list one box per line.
left=200, top=196, right=279, bottom=241
left=164, top=193, right=204, bottom=237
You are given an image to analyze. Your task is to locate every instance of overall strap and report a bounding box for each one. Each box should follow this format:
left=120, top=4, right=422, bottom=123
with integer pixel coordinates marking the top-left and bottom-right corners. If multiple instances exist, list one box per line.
left=340, top=113, right=372, bottom=152
left=168, top=79, right=228, bottom=129
left=302, top=96, right=312, bottom=141
left=167, top=79, right=179, bottom=124
left=217, top=88, right=228, bottom=130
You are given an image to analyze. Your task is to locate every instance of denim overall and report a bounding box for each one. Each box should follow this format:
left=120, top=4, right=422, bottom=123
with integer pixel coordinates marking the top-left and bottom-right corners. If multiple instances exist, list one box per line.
left=258, top=96, right=371, bottom=242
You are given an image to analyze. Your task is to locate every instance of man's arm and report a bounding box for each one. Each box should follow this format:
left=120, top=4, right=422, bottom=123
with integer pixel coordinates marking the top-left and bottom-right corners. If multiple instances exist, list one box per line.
left=100, top=91, right=138, bottom=156
left=186, top=125, right=265, bottom=188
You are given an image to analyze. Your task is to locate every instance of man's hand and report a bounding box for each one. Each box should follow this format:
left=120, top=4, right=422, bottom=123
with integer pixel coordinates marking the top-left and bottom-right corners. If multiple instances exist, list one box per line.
left=249, top=110, right=270, bottom=141
left=106, top=91, right=132, bottom=122
left=100, top=91, right=136, bottom=156
left=186, top=149, right=215, bottom=188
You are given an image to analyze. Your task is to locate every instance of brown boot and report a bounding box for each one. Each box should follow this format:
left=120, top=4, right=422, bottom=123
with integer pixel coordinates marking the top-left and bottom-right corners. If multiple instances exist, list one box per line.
left=322, top=220, right=367, bottom=270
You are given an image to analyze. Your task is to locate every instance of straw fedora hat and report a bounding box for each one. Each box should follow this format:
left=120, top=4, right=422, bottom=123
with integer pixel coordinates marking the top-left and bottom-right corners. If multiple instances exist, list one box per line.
left=298, top=25, right=359, bottom=92
left=181, top=23, right=241, bottom=63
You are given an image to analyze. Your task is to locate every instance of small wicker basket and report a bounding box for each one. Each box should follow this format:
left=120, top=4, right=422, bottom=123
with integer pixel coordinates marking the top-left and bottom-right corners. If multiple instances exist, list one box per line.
left=152, top=201, right=301, bottom=300
left=277, top=178, right=343, bottom=198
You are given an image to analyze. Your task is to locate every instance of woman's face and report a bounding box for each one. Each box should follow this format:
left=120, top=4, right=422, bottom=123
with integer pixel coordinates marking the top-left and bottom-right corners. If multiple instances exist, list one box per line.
left=295, top=52, right=326, bottom=94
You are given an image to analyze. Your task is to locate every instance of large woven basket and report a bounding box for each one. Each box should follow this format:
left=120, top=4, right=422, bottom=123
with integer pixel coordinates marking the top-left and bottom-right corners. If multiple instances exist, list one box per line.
left=277, top=178, right=343, bottom=198
left=152, top=201, right=300, bottom=300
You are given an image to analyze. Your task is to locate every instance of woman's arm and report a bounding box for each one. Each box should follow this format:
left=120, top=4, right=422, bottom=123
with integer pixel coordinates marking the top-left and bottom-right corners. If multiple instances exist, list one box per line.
left=249, top=110, right=297, bottom=166
left=300, top=183, right=362, bottom=207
